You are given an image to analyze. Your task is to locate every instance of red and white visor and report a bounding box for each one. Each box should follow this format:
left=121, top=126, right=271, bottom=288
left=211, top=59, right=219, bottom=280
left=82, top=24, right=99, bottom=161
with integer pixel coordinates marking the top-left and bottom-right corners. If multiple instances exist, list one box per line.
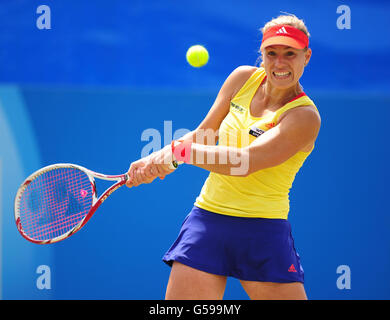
left=261, top=25, right=309, bottom=50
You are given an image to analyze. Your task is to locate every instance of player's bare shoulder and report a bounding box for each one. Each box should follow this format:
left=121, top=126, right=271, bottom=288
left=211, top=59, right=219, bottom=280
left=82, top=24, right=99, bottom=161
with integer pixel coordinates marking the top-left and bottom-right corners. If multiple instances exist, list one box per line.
left=276, top=105, right=321, bottom=153
left=279, top=104, right=321, bottom=126
left=279, top=105, right=321, bottom=141
left=230, top=65, right=258, bottom=83
left=226, top=66, right=258, bottom=99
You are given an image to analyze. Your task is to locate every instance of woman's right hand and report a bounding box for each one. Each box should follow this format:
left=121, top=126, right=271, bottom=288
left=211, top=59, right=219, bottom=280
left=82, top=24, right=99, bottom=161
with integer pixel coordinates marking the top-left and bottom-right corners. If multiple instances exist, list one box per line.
left=126, top=146, right=175, bottom=187
left=126, top=157, right=155, bottom=187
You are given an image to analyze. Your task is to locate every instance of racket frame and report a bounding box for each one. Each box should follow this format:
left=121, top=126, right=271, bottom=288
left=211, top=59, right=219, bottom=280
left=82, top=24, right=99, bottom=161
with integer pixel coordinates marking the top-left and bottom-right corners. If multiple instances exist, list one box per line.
left=14, top=163, right=128, bottom=244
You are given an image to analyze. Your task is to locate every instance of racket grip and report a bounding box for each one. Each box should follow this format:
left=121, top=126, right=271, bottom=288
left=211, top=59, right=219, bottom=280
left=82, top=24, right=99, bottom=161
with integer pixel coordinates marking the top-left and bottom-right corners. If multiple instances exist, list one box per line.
left=168, top=160, right=178, bottom=170
left=169, top=141, right=180, bottom=170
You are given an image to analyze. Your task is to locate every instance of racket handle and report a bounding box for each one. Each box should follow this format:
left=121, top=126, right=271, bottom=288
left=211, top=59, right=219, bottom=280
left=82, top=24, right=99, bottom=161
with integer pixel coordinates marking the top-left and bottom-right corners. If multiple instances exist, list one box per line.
left=168, top=160, right=178, bottom=170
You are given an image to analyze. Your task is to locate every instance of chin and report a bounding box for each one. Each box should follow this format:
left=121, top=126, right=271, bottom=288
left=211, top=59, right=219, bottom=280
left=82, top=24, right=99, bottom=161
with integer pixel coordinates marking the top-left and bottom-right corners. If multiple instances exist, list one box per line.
left=270, top=79, right=296, bottom=90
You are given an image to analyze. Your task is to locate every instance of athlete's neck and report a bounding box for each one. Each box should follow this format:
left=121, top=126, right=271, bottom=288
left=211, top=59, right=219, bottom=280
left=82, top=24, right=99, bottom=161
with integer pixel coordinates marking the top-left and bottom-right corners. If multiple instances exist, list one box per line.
left=262, top=81, right=303, bottom=108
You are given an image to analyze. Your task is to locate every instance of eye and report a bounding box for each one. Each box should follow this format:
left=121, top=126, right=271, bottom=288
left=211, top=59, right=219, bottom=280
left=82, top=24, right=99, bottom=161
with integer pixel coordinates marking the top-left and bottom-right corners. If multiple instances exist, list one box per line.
left=267, top=51, right=276, bottom=57
left=285, top=51, right=296, bottom=57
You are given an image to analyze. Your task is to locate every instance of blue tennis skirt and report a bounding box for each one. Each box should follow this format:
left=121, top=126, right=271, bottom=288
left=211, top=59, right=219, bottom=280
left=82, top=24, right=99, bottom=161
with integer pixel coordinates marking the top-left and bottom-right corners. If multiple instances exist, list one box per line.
left=162, top=206, right=304, bottom=283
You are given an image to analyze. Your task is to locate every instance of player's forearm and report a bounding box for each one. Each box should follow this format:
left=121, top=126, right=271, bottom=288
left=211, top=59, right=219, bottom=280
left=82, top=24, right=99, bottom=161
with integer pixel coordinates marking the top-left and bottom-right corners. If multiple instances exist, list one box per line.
left=188, top=143, right=250, bottom=177
left=176, top=128, right=219, bottom=146
left=177, top=130, right=195, bottom=142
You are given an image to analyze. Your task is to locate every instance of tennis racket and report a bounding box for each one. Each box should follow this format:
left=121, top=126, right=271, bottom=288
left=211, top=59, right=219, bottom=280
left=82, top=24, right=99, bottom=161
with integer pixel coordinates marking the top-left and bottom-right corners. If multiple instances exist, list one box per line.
left=14, top=163, right=129, bottom=244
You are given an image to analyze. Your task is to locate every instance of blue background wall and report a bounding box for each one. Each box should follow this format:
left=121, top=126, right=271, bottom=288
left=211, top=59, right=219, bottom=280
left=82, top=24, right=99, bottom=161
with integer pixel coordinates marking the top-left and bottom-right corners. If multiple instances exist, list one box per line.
left=0, top=0, right=389, bottom=299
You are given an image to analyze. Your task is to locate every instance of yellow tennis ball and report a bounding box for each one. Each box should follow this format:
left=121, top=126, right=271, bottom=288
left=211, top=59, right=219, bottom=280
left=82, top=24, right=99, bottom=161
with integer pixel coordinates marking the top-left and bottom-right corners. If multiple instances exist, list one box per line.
left=186, top=45, right=209, bottom=68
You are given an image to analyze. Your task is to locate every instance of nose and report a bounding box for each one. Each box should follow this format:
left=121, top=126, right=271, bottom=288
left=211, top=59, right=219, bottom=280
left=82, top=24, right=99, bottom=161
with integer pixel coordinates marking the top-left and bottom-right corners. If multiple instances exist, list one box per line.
left=274, top=54, right=287, bottom=67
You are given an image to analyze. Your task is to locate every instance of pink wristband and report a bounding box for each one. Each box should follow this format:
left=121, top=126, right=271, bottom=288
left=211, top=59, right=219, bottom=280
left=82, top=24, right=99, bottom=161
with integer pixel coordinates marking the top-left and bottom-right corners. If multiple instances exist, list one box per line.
left=171, top=140, right=192, bottom=163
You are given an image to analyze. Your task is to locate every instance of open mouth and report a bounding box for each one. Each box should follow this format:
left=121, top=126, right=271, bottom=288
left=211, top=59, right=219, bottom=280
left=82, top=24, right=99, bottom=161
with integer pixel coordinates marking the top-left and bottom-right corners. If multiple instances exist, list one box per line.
left=272, top=71, right=291, bottom=79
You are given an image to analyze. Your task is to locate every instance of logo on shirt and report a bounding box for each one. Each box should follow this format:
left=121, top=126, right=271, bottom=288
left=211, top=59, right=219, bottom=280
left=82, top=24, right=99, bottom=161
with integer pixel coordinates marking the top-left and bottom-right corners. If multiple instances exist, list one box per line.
left=249, top=126, right=265, bottom=138
left=230, top=102, right=245, bottom=113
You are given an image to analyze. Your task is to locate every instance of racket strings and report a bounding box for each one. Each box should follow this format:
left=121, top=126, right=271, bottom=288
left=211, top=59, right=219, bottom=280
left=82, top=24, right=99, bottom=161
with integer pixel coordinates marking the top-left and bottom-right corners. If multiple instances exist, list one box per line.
left=18, top=167, right=93, bottom=241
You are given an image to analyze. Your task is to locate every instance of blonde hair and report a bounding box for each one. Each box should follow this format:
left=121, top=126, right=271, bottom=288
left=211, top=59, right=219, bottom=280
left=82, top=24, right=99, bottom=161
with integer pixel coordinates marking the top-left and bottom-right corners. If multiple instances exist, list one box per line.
left=261, top=13, right=310, bottom=38
left=255, top=14, right=310, bottom=66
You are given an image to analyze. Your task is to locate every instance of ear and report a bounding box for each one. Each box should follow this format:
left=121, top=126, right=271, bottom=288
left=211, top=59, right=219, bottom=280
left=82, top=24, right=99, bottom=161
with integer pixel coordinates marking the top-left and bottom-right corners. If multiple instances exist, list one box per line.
left=304, top=48, right=312, bottom=66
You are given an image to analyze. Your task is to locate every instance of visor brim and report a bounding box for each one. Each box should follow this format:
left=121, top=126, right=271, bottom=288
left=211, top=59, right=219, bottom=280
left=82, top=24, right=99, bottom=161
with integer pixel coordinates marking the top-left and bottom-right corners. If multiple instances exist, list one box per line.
left=260, top=36, right=306, bottom=50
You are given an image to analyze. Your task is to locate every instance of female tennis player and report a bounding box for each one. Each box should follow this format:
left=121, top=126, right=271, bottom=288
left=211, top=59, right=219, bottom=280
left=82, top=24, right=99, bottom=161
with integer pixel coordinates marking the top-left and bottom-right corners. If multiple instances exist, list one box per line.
left=127, top=14, right=321, bottom=300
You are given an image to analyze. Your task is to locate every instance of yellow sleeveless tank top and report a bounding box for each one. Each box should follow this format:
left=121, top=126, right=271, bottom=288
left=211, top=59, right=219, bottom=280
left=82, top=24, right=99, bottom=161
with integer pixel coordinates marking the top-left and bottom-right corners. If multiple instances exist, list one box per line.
left=194, top=67, right=319, bottom=219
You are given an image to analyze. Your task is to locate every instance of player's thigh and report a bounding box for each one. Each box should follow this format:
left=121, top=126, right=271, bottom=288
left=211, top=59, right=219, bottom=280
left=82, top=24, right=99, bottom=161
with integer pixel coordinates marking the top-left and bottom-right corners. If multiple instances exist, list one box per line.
left=165, top=261, right=227, bottom=300
left=240, top=280, right=307, bottom=300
